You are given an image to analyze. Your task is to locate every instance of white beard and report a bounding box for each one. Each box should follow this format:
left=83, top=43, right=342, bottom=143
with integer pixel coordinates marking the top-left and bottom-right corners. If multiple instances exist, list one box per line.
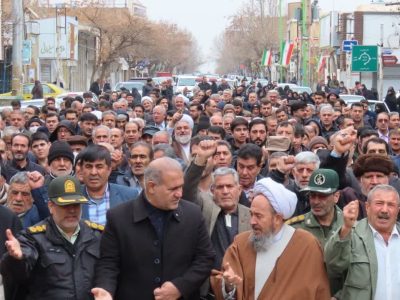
left=249, top=231, right=274, bottom=252
left=175, top=134, right=191, bottom=145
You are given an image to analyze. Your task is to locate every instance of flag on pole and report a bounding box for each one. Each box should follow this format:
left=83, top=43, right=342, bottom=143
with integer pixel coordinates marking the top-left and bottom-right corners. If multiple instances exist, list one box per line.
left=280, top=42, right=294, bottom=66
left=317, top=56, right=327, bottom=72
left=261, top=49, right=272, bottom=66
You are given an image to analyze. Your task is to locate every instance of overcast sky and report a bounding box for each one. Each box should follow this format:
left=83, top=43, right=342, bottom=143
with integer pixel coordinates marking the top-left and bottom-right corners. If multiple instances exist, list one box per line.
left=144, top=0, right=375, bottom=73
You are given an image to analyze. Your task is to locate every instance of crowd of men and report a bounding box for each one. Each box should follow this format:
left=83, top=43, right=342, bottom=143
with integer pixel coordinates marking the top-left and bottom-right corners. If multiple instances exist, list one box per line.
left=0, top=76, right=398, bottom=300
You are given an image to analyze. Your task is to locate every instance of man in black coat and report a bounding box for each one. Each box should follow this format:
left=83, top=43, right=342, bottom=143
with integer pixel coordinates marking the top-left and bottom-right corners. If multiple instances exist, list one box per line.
left=142, top=78, right=154, bottom=97
left=0, top=205, right=21, bottom=300
left=92, top=157, right=215, bottom=300
left=89, top=79, right=101, bottom=96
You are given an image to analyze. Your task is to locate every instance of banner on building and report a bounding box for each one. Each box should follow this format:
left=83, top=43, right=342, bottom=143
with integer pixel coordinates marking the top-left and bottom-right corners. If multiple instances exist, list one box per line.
left=38, top=17, right=78, bottom=60
left=23, top=40, right=32, bottom=65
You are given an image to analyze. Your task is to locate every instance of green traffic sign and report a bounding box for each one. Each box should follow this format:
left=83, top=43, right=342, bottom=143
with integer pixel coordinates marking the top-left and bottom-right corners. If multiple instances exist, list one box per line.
left=351, top=45, right=378, bottom=72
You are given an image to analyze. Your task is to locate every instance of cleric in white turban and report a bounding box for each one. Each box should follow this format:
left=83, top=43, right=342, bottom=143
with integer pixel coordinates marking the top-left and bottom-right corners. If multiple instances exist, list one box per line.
left=210, top=178, right=330, bottom=300
left=253, top=177, right=298, bottom=219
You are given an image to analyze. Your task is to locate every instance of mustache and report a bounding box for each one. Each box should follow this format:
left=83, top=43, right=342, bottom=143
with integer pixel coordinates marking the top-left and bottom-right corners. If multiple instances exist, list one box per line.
left=377, top=213, right=390, bottom=220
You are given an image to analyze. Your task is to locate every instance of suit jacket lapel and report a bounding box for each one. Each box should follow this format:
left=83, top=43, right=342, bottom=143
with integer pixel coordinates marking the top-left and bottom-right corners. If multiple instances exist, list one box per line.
left=209, top=204, right=221, bottom=236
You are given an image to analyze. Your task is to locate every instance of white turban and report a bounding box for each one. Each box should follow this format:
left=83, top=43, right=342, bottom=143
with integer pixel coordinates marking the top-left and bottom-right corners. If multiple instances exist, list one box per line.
left=253, top=177, right=298, bottom=219
left=141, top=96, right=153, bottom=104
left=181, top=95, right=189, bottom=104
left=90, top=110, right=102, bottom=120
left=176, top=94, right=189, bottom=105
left=177, top=114, right=194, bottom=129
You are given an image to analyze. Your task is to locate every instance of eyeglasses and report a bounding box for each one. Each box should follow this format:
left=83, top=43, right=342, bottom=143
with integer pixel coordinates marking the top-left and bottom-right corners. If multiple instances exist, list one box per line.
left=378, top=119, right=389, bottom=123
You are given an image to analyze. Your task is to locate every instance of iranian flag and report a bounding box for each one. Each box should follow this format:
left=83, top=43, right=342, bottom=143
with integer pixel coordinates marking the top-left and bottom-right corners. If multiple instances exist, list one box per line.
left=280, top=42, right=294, bottom=66
left=261, top=49, right=272, bottom=66
left=317, top=56, right=327, bottom=72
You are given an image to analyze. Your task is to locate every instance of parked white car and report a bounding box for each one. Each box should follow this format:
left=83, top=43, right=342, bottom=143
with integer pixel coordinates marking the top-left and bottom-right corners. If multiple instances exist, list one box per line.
left=114, top=81, right=144, bottom=95
left=174, top=75, right=198, bottom=97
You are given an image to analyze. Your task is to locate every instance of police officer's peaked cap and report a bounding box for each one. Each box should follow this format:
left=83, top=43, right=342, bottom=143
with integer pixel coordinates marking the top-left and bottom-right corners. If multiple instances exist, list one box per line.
left=48, top=175, right=88, bottom=206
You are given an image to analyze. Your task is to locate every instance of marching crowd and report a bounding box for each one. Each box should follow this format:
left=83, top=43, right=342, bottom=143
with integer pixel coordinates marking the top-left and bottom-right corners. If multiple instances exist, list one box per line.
left=0, top=76, right=398, bottom=300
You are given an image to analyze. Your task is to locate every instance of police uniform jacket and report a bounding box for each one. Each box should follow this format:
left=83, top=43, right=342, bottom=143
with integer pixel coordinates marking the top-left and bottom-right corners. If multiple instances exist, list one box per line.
left=0, top=217, right=102, bottom=300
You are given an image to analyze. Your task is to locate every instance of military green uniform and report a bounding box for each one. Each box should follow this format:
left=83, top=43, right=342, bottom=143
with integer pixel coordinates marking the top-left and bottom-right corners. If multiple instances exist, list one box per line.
left=292, top=168, right=345, bottom=297
left=286, top=206, right=343, bottom=248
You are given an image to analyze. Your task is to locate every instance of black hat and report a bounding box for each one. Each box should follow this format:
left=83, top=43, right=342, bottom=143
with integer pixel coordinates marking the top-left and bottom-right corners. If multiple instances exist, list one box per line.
left=49, top=120, right=75, bottom=142
left=142, top=125, right=160, bottom=137
left=48, top=141, right=74, bottom=165
left=27, top=117, right=44, bottom=128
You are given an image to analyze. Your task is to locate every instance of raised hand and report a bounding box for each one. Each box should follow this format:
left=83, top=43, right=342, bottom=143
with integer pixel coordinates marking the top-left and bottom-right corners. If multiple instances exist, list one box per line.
left=27, top=171, right=45, bottom=190
left=194, top=140, right=217, bottom=166
left=333, top=126, right=357, bottom=155
left=340, top=200, right=359, bottom=239
left=111, top=149, right=123, bottom=170
left=5, top=229, right=22, bottom=260
left=276, top=155, right=295, bottom=175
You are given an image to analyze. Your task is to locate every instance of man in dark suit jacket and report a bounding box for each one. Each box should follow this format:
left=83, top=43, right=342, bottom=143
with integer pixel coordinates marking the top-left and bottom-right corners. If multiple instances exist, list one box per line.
left=0, top=205, right=22, bottom=300
left=92, top=157, right=215, bottom=300
left=81, top=182, right=139, bottom=221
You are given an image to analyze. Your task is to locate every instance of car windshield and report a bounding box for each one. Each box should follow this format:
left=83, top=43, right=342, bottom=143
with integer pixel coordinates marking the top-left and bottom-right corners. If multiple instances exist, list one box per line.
left=291, top=87, right=312, bottom=94
left=177, top=78, right=196, bottom=86
left=115, top=82, right=144, bottom=91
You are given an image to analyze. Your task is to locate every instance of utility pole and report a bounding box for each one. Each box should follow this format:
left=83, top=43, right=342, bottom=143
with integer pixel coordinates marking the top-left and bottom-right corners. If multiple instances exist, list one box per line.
left=278, top=0, right=283, bottom=82
left=11, top=0, right=24, bottom=97
left=301, top=0, right=309, bottom=86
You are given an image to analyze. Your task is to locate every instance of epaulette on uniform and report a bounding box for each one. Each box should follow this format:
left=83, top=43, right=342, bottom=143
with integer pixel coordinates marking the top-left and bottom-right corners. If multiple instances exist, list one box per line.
left=85, top=220, right=105, bottom=231
left=285, top=214, right=305, bottom=225
left=28, top=224, right=46, bottom=234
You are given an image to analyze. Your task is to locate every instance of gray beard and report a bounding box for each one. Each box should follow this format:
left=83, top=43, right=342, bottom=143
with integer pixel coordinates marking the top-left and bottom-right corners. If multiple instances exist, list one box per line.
left=175, top=134, right=191, bottom=145
left=249, top=231, right=274, bottom=252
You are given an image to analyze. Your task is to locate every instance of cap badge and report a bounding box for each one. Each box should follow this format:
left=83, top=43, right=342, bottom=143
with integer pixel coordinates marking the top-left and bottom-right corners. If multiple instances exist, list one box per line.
left=314, top=174, right=325, bottom=186
left=64, top=180, right=76, bottom=193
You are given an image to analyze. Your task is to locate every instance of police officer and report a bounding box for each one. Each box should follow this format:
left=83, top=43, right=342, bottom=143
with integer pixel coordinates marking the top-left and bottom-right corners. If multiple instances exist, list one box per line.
left=1, top=175, right=103, bottom=300
left=286, top=169, right=343, bottom=248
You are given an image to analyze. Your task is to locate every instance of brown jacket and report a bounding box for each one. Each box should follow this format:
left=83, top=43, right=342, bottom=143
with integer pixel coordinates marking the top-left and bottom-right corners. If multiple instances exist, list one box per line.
left=211, top=229, right=331, bottom=300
